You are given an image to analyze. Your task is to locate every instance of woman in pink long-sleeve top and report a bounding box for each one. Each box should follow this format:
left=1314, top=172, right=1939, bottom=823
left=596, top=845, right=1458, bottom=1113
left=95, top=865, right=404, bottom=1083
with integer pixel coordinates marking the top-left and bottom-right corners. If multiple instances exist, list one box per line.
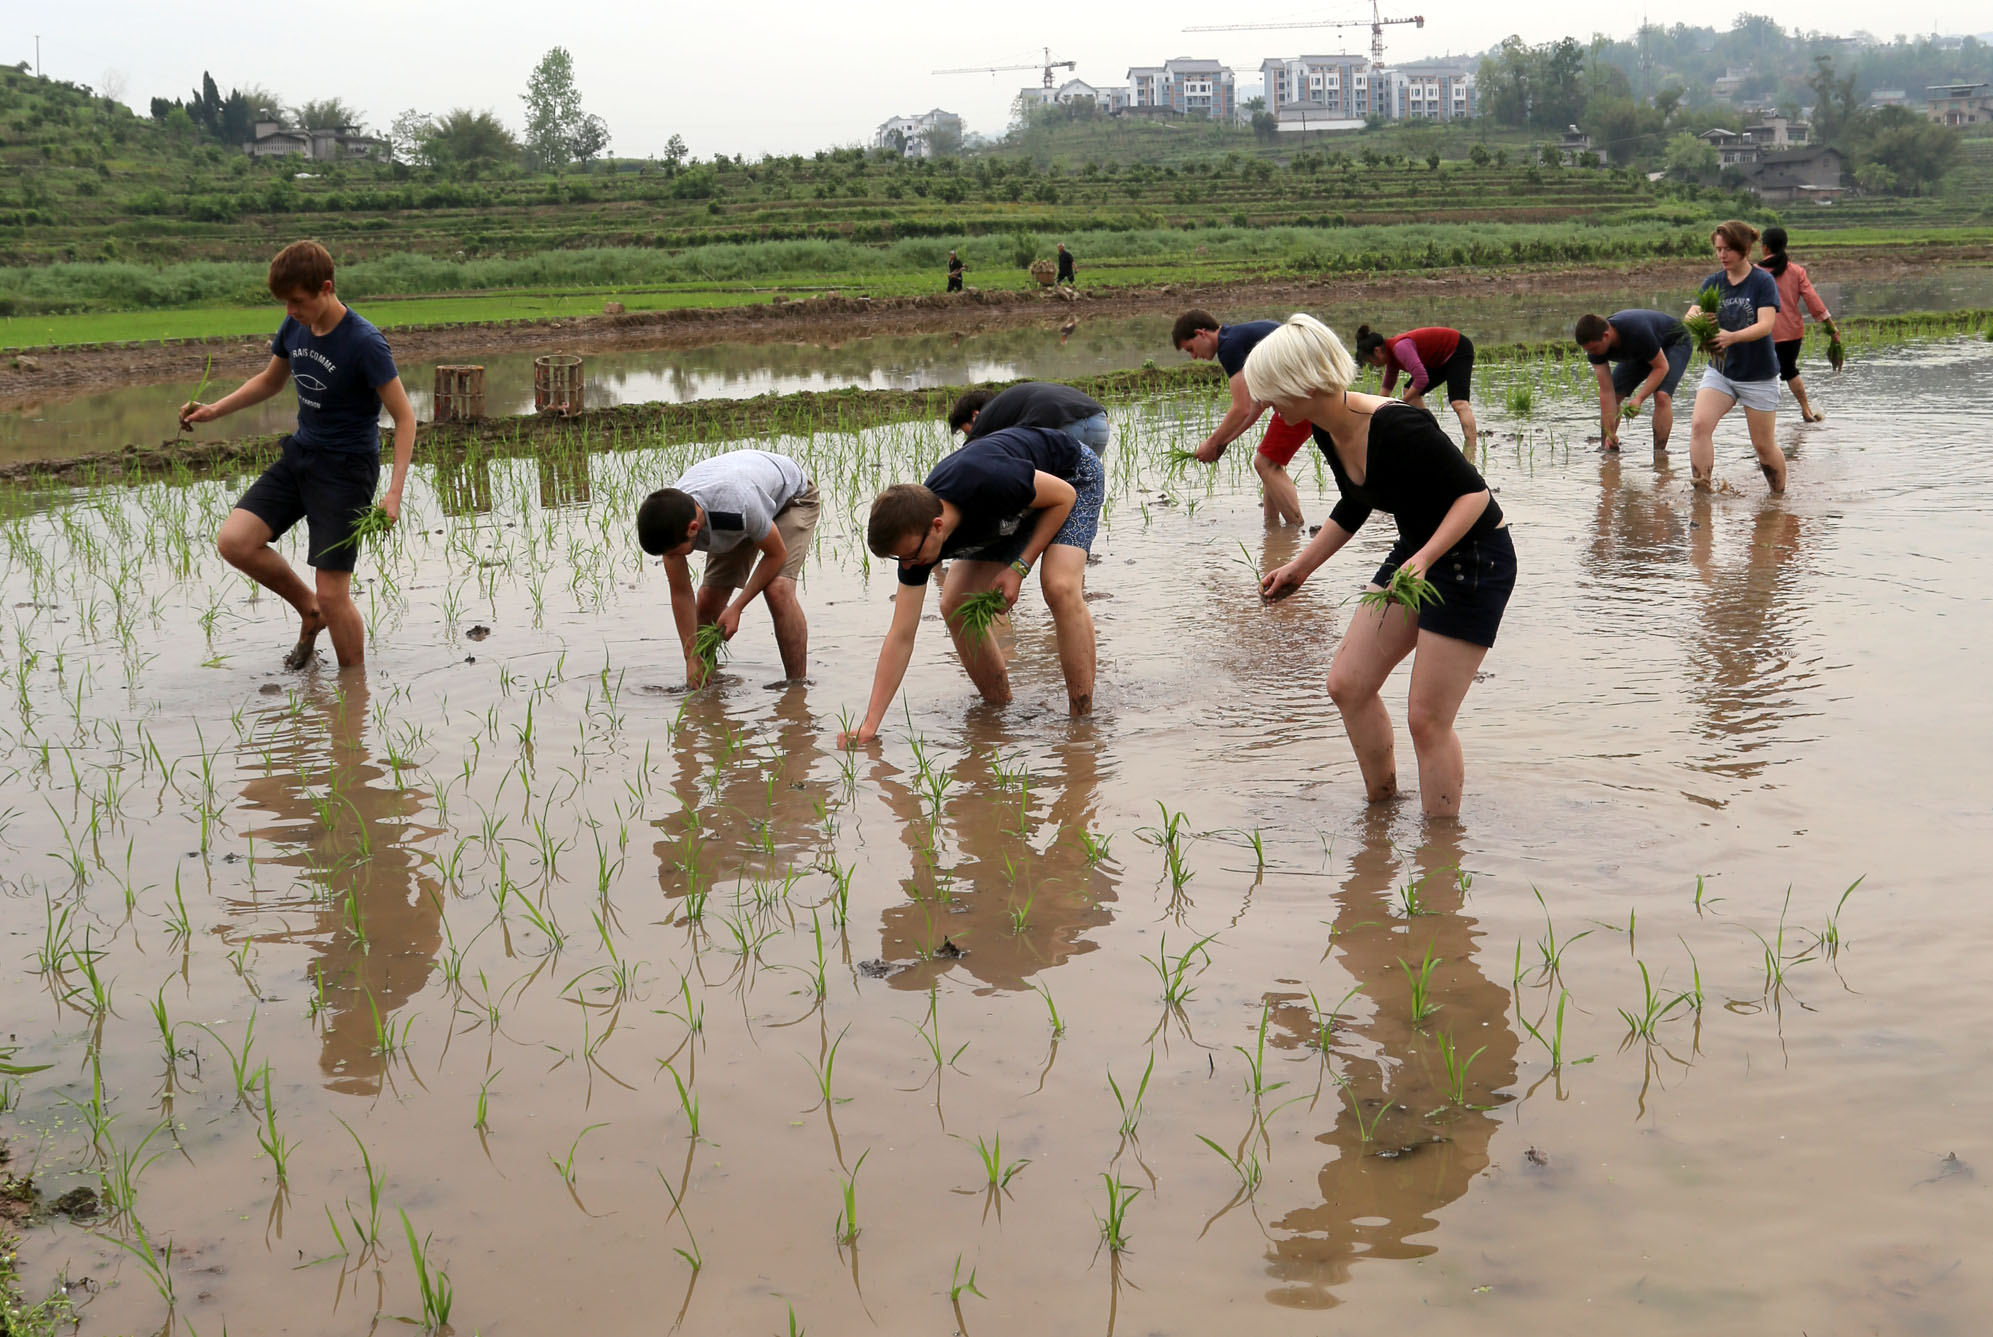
left=1759, top=225, right=1839, bottom=424
left=1355, top=324, right=1478, bottom=453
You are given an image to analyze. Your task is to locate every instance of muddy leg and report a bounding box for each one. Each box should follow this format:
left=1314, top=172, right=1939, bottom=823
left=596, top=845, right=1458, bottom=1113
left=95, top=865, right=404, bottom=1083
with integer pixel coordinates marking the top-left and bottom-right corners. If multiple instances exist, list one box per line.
left=216, top=508, right=324, bottom=667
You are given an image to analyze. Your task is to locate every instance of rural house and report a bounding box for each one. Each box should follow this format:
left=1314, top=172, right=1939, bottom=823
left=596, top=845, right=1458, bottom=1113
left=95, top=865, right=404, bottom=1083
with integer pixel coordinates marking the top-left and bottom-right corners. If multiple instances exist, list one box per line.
left=1925, top=83, right=1992, bottom=127
left=242, top=120, right=384, bottom=161
left=1742, top=145, right=1846, bottom=204
left=873, top=109, right=963, bottom=158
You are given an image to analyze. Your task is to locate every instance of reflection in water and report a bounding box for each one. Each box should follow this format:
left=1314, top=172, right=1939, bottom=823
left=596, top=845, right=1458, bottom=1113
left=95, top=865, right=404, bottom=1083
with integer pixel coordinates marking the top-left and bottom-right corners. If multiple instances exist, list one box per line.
left=1687, top=497, right=1816, bottom=780
left=867, top=716, right=1119, bottom=993
left=230, top=675, right=444, bottom=1095
left=1589, top=453, right=1689, bottom=572
left=538, top=451, right=592, bottom=510
left=435, top=451, right=496, bottom=518
left=1263, top=813, right=1520, bottom=1308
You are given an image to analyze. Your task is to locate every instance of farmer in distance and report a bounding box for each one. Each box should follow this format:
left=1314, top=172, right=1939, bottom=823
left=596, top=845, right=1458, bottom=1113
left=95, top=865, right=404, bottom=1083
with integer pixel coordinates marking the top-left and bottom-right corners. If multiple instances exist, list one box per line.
left=838, top=425, right=1104, bottom=746
left=635, top=449, right=823, bottom=688
left=1173, top=309, right=1312, bottom=527
left=183, top=239, right=415, bottom=670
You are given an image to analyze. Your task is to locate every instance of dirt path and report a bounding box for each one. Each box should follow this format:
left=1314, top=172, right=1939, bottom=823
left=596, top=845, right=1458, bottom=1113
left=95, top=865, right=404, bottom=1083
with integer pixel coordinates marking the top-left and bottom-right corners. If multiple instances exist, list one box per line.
left=7, top=246, right=1986, bottom=401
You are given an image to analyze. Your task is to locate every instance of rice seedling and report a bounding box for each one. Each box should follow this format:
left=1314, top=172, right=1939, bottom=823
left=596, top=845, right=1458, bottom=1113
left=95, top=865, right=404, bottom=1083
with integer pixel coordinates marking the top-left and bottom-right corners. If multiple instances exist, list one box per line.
left=950, top=1253, right=986, bottom=1304
left=549, top=1122, right=609, bottom=1186
left=1518, top=989, right=1592, bottom=1070
left=322, top=504, right=397, bottom=557
left=179, top=356, right=214, bottom=434
left=655, top=1170, right=704, bottom=1272
left=1814, top=875, right=1864, bottom=957
left=474, top=1069, right=502, bottom=1132
left=1504, top=382, right=1535, bottom=416
left=1342, top=1081, right=1395, bottom=1152
left=1827, top=329, right=1845, bottom=372
left=1619, top=398, right=1641, bottom=420
left=1357, top=564, right=1442, bottom=623
left=1531, top=887, right=1590, bottom=982
left=1033, top=982, right=1066, bottom=1036
left=804, top=1026, right=849, bottom=1112
left=255, top=1068, right=297, bottom=1185
left=1394, top=874, right=1435, bottom=918
left=949, top=589, right=1010, bottom=645
left=99, top=1119, right=171, bottom=1219
left=107, top=1213, right=176, bottom=1312
left=1107, top=1053, right=1155, bottom=1140
left=834, top=1149, right=869, bottom=1245
left=1305, top=983, right=1365, bottom=1050
left=1617, top=960, right=1692, bottom=1042
left=399, top=1209, right=455, bottom=1333
left=336, top=1119, right=387, bottom=1256
left=1685, top=284, right=1722, bottom=366
left=692, top=620, right=728, bottom=678
left=1144, top=931, right=1216, bottom=1008
left=1234, top=1002, right=1289, bottom=1103
left=1399, top=943, right=1442, bottom=1027
left=1077, top=828, right=1113, bottom=864
left=1435, top=1030, right=1487, bottom=1107
left=1095, top=1172, right=1140, bottom=1253
left=964, top=1131, right=1030, bottom=1189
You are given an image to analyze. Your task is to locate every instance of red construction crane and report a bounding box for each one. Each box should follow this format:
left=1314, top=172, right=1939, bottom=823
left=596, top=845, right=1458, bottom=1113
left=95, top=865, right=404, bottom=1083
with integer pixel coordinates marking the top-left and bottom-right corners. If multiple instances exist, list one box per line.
left=1186, top=3, right=1425, bottom=69
left=934, top=47, right=1077, bottom=90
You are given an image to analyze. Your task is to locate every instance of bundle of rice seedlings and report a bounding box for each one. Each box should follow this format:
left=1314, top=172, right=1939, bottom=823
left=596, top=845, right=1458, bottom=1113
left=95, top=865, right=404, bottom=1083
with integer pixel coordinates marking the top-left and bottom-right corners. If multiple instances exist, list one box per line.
left=180, top=355, right=214, bottom=433
left=692, top=621, right=729, bottom=677
left=1684, top=284, right=1723, bottom=368
left=1827, top=330, right=1845, bottom=372
left=1163, top=446, right=1201, bottom=472
left=322, top=504, right=395, bottom=555
left=1358, top=564, right=1443, bottom=622
left=950, top=589, right=1010, bottom=645
left=1504, top=382, right=1534, bottom=416
left=1620, top=400, right=1641, bottom=420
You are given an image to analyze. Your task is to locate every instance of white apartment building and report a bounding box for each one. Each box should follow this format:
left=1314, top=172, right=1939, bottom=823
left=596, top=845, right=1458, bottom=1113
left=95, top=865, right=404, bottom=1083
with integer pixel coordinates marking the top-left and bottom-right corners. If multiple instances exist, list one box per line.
left=1259, top=54, right=1374, bottom=128
left=1385, top=65, right=1476, bottom=121
left=873, top=109, right=964, bottom=158
left=1126, top=59, right=1236, bottom=119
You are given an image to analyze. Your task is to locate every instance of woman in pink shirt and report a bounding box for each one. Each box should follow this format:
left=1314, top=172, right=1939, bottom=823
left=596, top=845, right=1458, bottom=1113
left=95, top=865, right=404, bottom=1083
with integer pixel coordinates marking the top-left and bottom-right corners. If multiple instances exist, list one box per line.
left=1355, top=324, right=1478, bottom=453
left=1759, top=225, right=1839, bottom=424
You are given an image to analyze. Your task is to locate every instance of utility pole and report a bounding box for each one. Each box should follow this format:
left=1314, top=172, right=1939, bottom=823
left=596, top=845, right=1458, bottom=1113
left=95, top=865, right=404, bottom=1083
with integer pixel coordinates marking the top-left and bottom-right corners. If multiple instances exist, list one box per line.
left=35, top=35, right=42, bottom=78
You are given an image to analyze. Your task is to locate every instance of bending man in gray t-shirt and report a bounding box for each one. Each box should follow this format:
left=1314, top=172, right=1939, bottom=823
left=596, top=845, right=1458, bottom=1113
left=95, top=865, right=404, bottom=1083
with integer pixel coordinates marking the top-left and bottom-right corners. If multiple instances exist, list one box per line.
left=636, top=448, right=822, bottom=686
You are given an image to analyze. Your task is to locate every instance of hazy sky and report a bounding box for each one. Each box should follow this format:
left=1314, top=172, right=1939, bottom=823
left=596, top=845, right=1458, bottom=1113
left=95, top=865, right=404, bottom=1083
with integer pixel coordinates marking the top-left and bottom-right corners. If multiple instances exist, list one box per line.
left=8, top=2, right=1988, bottom=158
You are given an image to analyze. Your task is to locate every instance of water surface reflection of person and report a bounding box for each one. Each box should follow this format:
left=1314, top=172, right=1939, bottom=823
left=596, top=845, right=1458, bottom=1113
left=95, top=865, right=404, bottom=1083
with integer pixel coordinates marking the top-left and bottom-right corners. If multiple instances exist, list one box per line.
left=1686, top=495, right=1813, bottom=780
left=1262, top=813, right=1520, bottom=1308
left=231, top=672, right=444, bottom=1095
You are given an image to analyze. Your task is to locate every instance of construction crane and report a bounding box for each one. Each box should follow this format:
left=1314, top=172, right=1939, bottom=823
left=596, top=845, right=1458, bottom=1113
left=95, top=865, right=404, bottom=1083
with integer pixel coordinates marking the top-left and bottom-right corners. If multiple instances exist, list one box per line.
left=933, top=46, right=1076, bottom=89
left=1186, top=3, right=1424, bottom=69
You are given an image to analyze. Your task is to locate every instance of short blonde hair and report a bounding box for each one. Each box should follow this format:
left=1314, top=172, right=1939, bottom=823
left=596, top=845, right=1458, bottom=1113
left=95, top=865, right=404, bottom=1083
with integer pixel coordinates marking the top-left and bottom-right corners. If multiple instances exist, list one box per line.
left=1243, top=313, right=1357, bottom=404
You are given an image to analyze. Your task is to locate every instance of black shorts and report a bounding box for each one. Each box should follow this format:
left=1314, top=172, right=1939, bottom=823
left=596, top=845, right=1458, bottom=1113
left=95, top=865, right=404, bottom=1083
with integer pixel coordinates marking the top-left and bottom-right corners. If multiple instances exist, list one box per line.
left=1610, top=340, right=1691, bottom=400
left=1774, top=338, right=1803, bottom=382
left=234, top=436, right=380, bottom=574
left=1424, top=336, right=1474, bottom=404
left=1372, top=525, right=1516, bottom=649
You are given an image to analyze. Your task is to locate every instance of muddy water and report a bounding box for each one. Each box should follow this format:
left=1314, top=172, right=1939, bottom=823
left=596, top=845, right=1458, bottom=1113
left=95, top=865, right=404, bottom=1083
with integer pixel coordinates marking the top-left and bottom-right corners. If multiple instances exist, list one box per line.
left=4, top=337, right=1992, bottom=1335
left=5, top=266, right=1991, bottom=462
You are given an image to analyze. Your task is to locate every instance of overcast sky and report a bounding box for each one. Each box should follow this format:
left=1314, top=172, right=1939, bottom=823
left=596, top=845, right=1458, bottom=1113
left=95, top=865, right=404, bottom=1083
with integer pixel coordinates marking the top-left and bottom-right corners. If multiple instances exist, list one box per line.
left=9, top=2, right=1989, bottom=158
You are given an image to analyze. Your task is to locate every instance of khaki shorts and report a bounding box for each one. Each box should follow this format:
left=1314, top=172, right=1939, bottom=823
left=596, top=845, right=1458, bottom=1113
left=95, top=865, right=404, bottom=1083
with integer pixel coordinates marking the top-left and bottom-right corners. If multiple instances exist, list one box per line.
left=701, top=482, right=820, bottom=589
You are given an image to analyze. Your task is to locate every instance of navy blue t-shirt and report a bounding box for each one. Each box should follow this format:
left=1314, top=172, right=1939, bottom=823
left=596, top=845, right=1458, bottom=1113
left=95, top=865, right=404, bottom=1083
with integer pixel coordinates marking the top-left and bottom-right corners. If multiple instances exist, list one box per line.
left=1701, top=268, right=1780, bottom=383
left=1215, top=321, right=1281, bottom=378
left=1591, top=309, right=1686, bottom=368
left=269, top=308, right=399, bottom=454
left=897, top=426, right=1085, bottom=586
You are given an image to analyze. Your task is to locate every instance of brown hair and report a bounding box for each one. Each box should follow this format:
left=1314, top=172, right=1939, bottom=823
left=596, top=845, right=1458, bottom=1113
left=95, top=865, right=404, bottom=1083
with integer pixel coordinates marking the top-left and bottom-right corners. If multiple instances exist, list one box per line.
left=1573, top=313, right=1611, bottom=345
left=1711, top=219, right=1759, bottom=257
left=866, top=484, right=942, bottom=556
left=947, top=388, right=996, bottom=433
left=267, top=240, right=335, bottom=299
left=1171, top=309, right=1220, bottom=348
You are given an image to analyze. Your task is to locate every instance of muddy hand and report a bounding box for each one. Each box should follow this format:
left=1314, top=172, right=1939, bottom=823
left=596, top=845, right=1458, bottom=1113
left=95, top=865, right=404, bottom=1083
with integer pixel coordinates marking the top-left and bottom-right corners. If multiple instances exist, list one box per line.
left=1261, top=564, right=1304, bottom=602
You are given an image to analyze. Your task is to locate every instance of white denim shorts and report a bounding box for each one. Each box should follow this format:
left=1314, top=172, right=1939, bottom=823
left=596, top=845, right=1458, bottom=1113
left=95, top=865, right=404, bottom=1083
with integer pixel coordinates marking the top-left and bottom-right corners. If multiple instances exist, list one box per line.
left=1698, top=366, right=1780, bottom=413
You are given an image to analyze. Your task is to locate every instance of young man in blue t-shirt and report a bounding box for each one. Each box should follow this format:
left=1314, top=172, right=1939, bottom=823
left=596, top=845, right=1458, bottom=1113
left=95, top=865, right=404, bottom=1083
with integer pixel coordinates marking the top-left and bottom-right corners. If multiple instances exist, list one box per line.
left=182, top=241, right=416, bottom=668
left=837, top=426, right=1104, bottom=746
left=1171, top=309, right=1311, bottom=527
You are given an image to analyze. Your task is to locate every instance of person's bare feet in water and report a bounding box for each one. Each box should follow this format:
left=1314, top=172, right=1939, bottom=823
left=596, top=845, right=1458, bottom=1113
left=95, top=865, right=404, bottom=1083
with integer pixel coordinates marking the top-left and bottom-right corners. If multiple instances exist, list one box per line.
left=1691, top=470, right=1715, bottom=492
left=1760, top=461, right=1787, bottom=493
left=1069, top=693, right=1093, bottom=717
left=283, top=606, right=325, bottom=670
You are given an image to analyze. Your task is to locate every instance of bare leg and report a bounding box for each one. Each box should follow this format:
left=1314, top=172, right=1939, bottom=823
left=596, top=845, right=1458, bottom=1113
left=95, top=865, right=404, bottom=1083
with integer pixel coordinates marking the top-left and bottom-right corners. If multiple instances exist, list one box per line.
left=1324, top=593, right=1422, bottom=802
left=1038, top=545, right=1095, bottom=714
left=1451, top=399, right=1478, bottom=454
left=314, top=569, right=364, bottom=668
left=216, top=508, right=324, bottom=667
left=1405, top=630, right=1492, bottom=818
left=938, top=560, right=1011, bottom=704
left=1687, top=386, right=1734, bottom=489
left=1252, top=450, right=1304, bottom=527
left=763, top=577, right=809, bottom=680
left=694, top=584, right=729, bottom=629
left=1743, top=406, right=1785, bottom=492
left=1651, top=391, right=1674, bottom=452
left=1789, top=374, right=1821, bottom=422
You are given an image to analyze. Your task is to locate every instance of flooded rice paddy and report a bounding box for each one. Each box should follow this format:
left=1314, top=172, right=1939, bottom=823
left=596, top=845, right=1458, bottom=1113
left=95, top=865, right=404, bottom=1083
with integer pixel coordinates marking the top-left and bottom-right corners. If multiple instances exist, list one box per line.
left=3, top=335, right=1992, bottom=1334
left=6, top=265, right=1993, bottom=463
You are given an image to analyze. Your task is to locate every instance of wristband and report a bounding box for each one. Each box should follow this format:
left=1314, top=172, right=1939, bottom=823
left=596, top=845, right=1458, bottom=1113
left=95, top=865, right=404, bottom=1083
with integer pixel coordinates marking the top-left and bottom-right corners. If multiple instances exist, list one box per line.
left=1010, top=558, right=1031, bottom=577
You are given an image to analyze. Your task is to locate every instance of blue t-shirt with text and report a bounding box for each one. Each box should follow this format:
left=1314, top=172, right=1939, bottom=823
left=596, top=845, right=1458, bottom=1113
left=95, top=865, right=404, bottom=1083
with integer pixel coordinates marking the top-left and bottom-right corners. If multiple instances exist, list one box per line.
left=1215, top=321, right=1281, bottom=378
left=1701, top=268, right=1780, bottom=383
left=269, top=309, right=399, bottom=454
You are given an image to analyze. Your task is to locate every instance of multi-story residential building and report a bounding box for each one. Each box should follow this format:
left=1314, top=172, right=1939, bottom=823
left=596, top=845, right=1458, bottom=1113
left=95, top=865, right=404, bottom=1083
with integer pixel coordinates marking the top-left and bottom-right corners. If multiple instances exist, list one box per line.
left=1386, top=65, right=1476, bottom=121
left=1259, top=54, right=1374, bottom=127
left=1126, top=59, right=1235, bottom=119
left=1926, top=82, right=1993, bottom=127
left=873, top=109, right=964, bottom=159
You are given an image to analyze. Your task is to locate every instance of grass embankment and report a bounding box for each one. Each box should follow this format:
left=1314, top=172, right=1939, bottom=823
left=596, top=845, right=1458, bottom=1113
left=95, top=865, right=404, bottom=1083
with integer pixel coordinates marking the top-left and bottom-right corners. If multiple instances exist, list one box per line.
left=9, top=308, right=1985, bottom=487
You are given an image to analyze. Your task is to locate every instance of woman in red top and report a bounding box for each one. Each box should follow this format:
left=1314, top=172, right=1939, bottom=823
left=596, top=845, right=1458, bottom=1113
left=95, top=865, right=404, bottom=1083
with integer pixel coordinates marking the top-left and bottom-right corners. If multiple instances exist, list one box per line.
left=1355, top=325, right=1478, bottom=453
left=1758, top=226, right=1838, bottom=424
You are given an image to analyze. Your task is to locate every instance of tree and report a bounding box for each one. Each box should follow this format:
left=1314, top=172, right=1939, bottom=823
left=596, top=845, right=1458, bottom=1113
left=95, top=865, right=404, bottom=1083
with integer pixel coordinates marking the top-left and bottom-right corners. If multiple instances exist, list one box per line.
left=567, top=113, right=610, bottom=165
left=1808, top=55, right=1859, bottom=144
left=1849, top=105, right=1960, bottom=195
left=427, top=108, right=519, bottom=171
left=918, top=118, right=963, bottom=159
left=296, top=98, right=364, bottom=130
left=663, top=133, right=689, bottom=169
left=388, top=109, right=436, bottom=165
left=1663, top=131, right=1718, bottom=182
left=521, top=46, right=597, bottom=172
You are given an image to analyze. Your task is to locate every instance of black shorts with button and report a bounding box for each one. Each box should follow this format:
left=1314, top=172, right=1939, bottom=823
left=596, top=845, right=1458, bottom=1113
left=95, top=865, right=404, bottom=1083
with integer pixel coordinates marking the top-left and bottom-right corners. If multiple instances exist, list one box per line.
left=1371, top=526, right=1517, bottom=649
left=1773, top=338, right=1804, bottom=382
left=234, top=435, right=381, bottom=574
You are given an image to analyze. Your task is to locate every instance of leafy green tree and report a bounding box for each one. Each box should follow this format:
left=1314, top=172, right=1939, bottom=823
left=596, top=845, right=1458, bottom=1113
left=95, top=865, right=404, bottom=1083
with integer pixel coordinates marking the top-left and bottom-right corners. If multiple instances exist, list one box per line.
left=521, top=46, right=595, bottom=171
left=388, top=108, right=435, bottom=165
left=663, top=133, right=689, bottom=168
left=1663, top=131, right=1718, bottom=182
left=427, top=108, right=518, bottom=171
left=296, top=98, right=364, bottom=130
left=1849, top=106, right=1959, bottom=195
left=1807, top=55, right=1859, bottom=143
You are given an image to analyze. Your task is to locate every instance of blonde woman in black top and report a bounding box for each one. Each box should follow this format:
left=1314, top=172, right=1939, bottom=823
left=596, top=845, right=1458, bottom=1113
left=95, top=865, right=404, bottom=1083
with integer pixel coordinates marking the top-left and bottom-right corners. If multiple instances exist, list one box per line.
left=1247, top=314, right=1516, bottom=818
